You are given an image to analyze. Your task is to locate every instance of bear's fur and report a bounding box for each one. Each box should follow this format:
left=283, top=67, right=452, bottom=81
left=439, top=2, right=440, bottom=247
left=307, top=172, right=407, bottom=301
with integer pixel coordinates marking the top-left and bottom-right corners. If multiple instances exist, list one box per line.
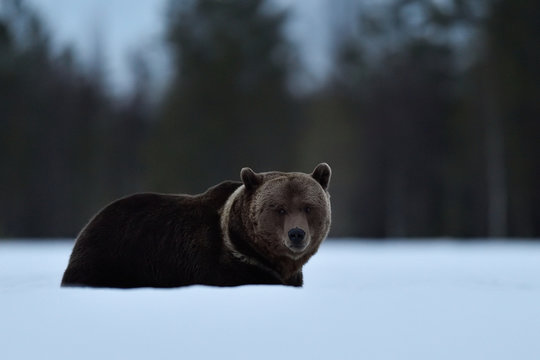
left=61, top=163, right=331, bottom=288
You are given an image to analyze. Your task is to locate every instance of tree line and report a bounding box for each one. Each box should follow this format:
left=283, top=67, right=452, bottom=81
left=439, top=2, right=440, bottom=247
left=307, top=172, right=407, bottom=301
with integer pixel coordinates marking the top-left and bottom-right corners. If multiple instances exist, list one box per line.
left=0, top=0, right=538, bottom=238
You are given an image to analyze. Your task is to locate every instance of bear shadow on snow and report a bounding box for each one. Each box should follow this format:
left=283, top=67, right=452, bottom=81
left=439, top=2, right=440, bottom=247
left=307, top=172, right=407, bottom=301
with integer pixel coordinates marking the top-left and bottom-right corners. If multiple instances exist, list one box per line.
left=61, top=163, right=332, bottom=288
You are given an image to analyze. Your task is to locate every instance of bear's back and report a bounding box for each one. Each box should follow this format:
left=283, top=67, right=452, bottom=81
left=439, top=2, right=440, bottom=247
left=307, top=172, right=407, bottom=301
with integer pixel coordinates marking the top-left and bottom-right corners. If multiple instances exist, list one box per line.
left=61, top=181, right=242, bottom=288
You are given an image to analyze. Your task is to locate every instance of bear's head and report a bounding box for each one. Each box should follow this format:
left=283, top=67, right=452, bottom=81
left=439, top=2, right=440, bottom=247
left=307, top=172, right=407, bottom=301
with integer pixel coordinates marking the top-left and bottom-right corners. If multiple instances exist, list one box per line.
left=222, top=163, right=331, bottom=278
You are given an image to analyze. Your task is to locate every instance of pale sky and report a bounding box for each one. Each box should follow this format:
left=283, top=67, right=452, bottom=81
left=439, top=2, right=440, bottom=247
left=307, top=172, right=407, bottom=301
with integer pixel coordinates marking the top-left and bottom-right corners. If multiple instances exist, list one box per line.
left=26, top=0, right=334, bottom=95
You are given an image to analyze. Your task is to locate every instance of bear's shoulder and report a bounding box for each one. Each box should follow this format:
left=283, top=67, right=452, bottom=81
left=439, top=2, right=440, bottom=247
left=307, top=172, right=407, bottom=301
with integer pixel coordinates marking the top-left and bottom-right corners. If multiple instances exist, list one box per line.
left=200, top=180, right=242, bottom=206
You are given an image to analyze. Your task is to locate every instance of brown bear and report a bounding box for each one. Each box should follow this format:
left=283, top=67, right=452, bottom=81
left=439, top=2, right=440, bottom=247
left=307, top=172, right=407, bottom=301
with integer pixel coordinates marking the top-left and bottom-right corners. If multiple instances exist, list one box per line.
left=61, top=163, right=331, bottom=288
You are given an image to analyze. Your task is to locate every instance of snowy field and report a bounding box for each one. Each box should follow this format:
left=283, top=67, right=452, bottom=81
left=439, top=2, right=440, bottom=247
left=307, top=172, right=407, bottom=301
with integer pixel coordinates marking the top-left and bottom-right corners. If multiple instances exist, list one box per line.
left=1, top=239, right=539, bottom=360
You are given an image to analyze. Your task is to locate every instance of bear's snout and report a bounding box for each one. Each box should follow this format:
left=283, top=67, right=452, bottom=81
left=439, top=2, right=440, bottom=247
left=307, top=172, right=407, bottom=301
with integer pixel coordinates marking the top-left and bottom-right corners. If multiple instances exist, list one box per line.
left=288, top=227, right=306, bottom=250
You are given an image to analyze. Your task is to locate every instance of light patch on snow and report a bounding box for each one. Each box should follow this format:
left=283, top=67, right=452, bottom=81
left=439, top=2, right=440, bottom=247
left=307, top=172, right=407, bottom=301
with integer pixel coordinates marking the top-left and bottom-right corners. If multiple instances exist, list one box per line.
left=1, top=239, right=539, bottom=359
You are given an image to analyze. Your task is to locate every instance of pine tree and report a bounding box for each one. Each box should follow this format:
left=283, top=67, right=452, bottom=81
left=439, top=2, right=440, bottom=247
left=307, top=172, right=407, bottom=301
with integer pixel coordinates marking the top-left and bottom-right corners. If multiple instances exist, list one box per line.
left=148, top=0, right=298, bottom=193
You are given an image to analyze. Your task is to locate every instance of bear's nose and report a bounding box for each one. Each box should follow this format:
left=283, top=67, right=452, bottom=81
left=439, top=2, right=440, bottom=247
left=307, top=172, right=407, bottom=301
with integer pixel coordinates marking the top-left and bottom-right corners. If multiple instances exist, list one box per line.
left=288, top=228, right=305, bottom=245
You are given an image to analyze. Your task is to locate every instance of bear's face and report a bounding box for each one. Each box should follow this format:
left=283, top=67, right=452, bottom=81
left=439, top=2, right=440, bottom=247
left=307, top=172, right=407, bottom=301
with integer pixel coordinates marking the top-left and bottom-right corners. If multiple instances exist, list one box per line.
left=240, top=163, right=331, bottom=261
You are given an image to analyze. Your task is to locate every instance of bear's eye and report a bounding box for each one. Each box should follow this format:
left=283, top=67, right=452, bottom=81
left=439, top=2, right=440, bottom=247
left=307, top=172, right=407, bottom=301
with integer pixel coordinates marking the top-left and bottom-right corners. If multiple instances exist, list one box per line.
left=304, top=206, right=311, bottom=214
left=278, top=208, right=287, bottom=215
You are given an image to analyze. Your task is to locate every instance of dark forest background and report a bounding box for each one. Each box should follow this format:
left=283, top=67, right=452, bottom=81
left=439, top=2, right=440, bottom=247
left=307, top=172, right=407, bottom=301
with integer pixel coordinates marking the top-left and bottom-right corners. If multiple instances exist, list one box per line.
left=0, top=0, right=538, bottom=238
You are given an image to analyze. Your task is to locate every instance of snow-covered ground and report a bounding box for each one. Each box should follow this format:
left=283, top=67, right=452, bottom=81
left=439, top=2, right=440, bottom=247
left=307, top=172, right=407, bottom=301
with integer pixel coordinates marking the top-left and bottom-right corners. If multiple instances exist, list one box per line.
left=1, top=239, right=539, bottom=359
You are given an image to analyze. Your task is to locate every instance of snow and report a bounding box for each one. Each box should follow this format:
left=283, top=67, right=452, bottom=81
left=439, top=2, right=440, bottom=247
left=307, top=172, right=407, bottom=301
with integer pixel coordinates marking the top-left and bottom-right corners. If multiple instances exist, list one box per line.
left=1, top=239, right=539, bottom=359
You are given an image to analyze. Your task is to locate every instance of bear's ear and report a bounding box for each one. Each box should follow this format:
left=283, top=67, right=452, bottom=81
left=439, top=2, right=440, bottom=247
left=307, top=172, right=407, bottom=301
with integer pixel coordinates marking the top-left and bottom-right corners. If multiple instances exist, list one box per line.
left=241, top=167, right=263, bottom=190
left=311, top=163, right=331, bottom=190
